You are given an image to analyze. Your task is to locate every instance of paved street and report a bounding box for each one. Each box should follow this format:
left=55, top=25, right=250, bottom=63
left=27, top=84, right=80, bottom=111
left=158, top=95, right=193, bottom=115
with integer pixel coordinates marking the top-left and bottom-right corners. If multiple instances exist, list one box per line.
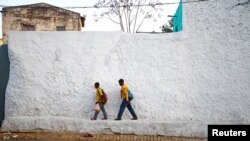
left=0, top=132, right=207, bottom=141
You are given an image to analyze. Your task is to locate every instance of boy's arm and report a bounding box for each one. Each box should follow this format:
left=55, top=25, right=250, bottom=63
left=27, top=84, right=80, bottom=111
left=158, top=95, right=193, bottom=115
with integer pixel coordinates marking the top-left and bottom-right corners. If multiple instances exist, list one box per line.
left=96, top=88, right=103, bottom=104
left=122, top=87, right=129, bottom=101
left=125, top=90, right=128, bottom=101
left=98, top=88, right=103, bottom=96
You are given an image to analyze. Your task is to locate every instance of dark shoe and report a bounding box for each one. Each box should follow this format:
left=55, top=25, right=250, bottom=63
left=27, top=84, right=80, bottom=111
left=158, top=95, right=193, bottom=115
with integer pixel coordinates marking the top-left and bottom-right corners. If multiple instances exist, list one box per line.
left=131, top=117, right=138, bottom=120
left=101, top=118, right=108, bottom=120
left=115, top=118, right=121, bottom=120
left=91, top=118, right=96, bottom=120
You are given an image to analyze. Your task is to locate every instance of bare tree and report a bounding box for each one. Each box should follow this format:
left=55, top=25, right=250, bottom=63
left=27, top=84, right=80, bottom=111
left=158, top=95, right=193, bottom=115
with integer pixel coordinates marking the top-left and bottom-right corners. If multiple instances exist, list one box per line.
left=93, top=0, right=163, bottom=33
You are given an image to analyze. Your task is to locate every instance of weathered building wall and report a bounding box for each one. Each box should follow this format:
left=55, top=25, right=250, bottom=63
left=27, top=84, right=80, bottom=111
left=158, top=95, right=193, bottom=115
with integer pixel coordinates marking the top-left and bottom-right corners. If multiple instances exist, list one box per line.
left=2, top=3, right=82, bottom=44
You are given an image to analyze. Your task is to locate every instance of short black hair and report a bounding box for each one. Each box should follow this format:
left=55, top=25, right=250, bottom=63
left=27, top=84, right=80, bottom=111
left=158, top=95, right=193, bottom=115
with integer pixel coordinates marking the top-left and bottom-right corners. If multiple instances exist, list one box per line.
left=94, top=82, right=99, bottom=87
left=118, top=79, right=124, bottom=84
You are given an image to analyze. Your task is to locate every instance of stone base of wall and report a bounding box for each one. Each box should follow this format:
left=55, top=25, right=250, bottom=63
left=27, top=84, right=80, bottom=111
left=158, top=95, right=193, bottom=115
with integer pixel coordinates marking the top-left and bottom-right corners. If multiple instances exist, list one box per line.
left=1, top=117, right=207, bottom=137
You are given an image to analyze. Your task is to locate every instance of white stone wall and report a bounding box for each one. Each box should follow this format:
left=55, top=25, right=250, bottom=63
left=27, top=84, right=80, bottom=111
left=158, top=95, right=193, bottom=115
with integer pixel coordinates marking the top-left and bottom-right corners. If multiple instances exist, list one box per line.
left=2, top=0, right=250, bottom=136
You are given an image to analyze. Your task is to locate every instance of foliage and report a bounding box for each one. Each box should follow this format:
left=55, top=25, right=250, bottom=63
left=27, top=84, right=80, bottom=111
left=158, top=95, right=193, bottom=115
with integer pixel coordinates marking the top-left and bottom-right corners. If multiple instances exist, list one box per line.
left=161, top=18, right=173, bottom=33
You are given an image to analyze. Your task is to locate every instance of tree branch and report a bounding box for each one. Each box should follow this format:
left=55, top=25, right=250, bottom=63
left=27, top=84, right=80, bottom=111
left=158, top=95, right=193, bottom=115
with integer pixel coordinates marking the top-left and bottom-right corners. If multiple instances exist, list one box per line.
left=106, top=17, right=120, bottom=24
left=123, top=5, right=129, bottom=32
left=133, top=0, right=141, bottom=33
left=117, top=6, right=125, bottom=32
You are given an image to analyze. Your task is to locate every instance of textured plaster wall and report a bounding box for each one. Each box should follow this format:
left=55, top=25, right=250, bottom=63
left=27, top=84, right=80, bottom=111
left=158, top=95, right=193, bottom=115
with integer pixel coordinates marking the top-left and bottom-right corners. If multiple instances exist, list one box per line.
left=2, top=0, right=250, bottom=136
left=182, top=0, right=250, bottom=123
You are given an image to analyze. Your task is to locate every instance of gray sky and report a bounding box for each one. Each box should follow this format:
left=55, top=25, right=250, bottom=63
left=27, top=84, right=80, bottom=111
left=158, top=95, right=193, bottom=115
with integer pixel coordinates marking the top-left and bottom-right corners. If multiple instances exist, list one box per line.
left=0, top=0, right=180, bottom=38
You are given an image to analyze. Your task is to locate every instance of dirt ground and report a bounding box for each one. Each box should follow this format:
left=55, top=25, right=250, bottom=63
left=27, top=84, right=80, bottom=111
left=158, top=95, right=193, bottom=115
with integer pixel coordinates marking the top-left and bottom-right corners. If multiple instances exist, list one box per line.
left=0, top=131, right=207, bottom=141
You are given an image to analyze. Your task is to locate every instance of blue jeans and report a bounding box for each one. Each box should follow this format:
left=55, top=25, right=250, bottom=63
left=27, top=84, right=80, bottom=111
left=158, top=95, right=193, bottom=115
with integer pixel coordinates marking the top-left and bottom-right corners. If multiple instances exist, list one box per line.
left=117, top=100, right=137, bottom=119
left=93, top=102, right=107, bottom=119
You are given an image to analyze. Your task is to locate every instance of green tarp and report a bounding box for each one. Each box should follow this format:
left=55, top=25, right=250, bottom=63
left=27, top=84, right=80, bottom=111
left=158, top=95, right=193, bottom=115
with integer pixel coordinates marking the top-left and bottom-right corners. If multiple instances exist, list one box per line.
left=173, top=0, right=183, bottom=32
left=0, top=45, right=9, bottom=127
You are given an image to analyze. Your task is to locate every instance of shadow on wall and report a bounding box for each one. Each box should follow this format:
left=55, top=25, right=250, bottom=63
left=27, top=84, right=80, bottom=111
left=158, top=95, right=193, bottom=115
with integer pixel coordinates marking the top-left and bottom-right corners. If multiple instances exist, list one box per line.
left=0, top=45, right=10, bottom=127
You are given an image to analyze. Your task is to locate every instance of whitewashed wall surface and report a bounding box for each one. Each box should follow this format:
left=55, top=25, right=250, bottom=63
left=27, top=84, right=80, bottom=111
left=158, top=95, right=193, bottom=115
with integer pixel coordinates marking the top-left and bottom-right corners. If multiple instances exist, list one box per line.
left=2, top=0, right=250, bottom=137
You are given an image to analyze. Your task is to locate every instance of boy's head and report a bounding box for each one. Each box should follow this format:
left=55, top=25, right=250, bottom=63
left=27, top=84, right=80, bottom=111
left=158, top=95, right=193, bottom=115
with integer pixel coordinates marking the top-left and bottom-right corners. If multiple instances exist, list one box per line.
left=118, top=79, right=124, bottom=86
left=94, top=82, right=99, bottom=89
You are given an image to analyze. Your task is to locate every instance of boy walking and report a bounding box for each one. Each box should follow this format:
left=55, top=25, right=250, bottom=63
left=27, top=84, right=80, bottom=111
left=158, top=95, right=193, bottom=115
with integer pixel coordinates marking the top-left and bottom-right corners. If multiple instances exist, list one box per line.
left=115, top=79, right=138, bottom=120
left=91, top=82, right=108, bottom=120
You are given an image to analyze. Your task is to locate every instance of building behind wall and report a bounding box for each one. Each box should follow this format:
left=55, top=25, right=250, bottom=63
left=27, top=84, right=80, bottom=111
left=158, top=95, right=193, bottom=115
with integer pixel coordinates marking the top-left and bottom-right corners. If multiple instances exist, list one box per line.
left=0, top=39, right=3, bottom=46
left=2, top=2, right=85, bottom=44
